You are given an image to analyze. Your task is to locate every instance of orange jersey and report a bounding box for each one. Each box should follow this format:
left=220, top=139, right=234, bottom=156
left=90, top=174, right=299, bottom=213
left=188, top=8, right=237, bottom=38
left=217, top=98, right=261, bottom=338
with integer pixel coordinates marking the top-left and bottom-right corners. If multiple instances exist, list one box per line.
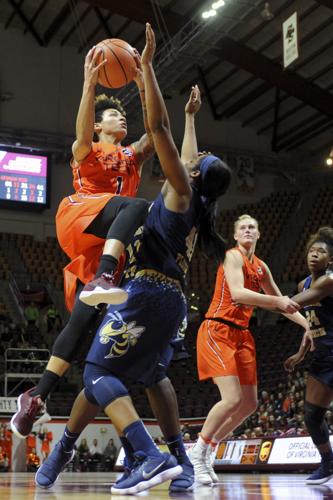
left=26, top=434, right=36, bottom=450
left=71, top=142, right=140, bottom=197
left=40, top=431, right=53, bottom=453
left=56, top=142, right=140, bottom=311
left=206, top=247, right=266, bottom=328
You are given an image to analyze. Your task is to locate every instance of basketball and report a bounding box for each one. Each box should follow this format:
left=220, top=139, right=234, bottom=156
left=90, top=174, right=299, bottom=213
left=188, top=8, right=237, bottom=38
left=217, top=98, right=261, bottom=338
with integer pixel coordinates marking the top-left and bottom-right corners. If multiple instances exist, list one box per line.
left=95, top=38, right=137, bottom=89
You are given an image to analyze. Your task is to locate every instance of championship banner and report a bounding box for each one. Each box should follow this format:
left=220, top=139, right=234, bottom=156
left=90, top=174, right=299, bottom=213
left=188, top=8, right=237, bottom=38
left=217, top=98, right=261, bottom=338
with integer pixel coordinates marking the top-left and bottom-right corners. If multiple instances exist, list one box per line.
left=283, top=12, right=299, bottom=68
left=0, top=397, right=18, bottom=413
left=236, top=155, right=254, bottom=192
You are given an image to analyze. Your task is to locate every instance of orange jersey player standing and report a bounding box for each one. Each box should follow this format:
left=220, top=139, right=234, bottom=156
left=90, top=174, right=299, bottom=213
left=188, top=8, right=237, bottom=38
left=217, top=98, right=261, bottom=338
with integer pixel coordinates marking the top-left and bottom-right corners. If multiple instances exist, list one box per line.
left=11, top=45, right=154, bottom=440
left=189, top=213, right=310, bottom=485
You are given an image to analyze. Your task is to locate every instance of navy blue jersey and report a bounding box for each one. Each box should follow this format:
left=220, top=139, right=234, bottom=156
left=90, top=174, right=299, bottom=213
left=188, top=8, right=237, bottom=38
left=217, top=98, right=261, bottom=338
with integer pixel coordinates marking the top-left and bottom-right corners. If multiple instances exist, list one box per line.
left=123, top=190, right=203, bottom=287
left=86, top=188, right=203, bottom=382
left=303, top=275, right=333, bottom=348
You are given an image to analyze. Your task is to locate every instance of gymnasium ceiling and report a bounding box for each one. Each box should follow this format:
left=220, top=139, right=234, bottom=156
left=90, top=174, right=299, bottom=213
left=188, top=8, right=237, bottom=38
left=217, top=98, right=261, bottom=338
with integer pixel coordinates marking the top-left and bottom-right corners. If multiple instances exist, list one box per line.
left=1, top=0, right=333, bottom=156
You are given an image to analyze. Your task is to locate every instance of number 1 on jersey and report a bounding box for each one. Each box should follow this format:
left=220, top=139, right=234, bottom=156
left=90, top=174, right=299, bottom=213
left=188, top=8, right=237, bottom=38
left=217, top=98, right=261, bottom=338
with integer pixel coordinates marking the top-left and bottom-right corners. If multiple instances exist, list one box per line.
left=116, top=176, right=123, bottom=195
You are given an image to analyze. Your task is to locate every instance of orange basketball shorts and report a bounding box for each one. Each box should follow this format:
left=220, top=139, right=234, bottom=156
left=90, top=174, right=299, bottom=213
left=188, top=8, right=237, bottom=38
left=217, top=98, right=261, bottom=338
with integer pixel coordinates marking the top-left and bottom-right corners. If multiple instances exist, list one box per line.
left=196, top=319, right=257, bottom=385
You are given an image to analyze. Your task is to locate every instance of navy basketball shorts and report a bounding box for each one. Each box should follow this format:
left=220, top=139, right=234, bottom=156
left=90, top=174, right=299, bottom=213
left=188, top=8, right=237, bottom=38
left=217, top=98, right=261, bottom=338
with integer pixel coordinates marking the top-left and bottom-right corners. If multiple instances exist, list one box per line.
left=85, top=272, right=187, bottom=387
left=309, top=343, right=333, bottom=388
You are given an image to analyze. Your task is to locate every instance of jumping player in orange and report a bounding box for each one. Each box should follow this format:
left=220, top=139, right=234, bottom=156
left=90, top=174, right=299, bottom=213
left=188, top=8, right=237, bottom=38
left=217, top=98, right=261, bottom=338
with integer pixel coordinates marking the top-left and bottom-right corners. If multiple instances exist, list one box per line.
left=58, top=45, right=154, bottom=310
left=189, top=214, right=310, bottom=484
left=11, top=44, right=154, bottom=439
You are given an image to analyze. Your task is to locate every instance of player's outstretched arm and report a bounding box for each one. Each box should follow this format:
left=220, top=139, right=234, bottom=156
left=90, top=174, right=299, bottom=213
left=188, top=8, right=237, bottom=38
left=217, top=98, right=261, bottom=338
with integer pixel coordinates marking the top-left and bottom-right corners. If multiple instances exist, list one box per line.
left=292, top=273, right=333, bottom=307
left=181, top=85, right=201, bottom=163
left=72, top=47, right=106, bottom=162
left=141, top=23, right=191, bottom=199
left=130, top=57, right=155, bottom=171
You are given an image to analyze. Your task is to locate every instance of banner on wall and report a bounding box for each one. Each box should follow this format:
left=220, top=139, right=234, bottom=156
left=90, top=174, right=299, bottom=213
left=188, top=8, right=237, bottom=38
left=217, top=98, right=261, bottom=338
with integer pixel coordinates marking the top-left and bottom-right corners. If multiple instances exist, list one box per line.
left=115, top=435, right=332, bottom=468
left=215, top=439, right=263, bottom=465
left=236, top=155, right=255, bottom=192
left=282, top=12, right=299, bottom=68
left=268, top=436, right=323, bottom=464
left=0, top=397, right=17, bottom=413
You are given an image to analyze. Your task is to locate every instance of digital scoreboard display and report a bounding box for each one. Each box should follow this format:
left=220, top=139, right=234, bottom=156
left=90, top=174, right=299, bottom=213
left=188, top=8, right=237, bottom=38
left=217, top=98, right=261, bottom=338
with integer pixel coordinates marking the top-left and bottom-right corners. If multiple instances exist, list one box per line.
left=0, top=146, right=50, bottom=210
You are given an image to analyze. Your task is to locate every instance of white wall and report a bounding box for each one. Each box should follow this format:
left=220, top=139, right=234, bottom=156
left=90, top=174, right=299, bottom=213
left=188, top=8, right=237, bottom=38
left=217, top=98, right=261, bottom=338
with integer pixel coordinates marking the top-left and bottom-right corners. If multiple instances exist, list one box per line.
left=6, top=418, right=172, bottom=471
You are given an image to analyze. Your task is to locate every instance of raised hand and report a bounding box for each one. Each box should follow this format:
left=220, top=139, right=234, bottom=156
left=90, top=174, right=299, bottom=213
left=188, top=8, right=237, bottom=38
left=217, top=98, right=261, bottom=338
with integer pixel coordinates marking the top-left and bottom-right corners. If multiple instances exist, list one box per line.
left=185, top=85, right=201, bottom=115
left=132, top=48, right=144, bottom=88
left=141, top=23, right=156, bottom=66
left=84, top=46, right=106, bottom=86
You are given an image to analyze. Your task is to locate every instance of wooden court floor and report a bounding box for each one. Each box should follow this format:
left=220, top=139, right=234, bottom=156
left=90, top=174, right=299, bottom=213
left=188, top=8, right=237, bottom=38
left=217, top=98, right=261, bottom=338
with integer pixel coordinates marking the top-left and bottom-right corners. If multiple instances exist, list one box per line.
left=1, top=472, right=333, bottom=499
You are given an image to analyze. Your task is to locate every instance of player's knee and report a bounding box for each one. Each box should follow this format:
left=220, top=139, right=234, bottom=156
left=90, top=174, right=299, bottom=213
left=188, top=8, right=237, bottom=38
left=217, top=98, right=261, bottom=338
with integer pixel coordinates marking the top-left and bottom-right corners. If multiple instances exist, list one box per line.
left=220, top=393, right=243, bottom=414
left=83, top=367, right=129, bottom=409
left=133, top=198, right=150, bottom=215
left=304, top=401, right=329, bottom=445
left=145, top=367, right=168, bottom=389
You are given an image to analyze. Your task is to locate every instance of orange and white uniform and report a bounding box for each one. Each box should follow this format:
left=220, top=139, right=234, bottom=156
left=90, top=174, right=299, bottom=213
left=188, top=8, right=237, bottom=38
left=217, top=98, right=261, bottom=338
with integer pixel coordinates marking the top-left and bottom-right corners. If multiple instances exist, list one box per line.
left=197, top=247, right=266, bottom=385
left=56, top=142, right=140, bottom=311
left=40, top=431, right=53, bottom=457
left=0, top=428, right=12, bottom=468
left=26, top=433, right=37, bottom=456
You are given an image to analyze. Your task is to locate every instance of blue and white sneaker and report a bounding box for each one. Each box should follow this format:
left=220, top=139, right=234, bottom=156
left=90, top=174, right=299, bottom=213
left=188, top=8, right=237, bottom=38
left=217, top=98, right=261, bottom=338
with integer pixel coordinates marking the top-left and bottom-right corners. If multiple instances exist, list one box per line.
left=35, top=442, right=75, bottom=489
left=306, top=460, right=333, bottom=485
left=111, top=451, right=182, bottom=495
left=114, top=456, right=134, bottom=485
left=169, top=460, right=194, bottom=492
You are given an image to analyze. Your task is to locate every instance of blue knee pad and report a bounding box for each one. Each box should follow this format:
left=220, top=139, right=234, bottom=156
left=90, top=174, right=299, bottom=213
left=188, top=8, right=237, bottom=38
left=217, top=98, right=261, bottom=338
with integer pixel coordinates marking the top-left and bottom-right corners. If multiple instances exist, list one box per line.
left=83, top=363, right=129, bottom=409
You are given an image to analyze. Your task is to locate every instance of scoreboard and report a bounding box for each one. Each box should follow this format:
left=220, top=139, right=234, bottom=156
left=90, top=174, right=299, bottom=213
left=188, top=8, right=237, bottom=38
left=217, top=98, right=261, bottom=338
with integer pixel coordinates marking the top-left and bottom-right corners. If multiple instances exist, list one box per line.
left=0, top=146, right=49, bottom=209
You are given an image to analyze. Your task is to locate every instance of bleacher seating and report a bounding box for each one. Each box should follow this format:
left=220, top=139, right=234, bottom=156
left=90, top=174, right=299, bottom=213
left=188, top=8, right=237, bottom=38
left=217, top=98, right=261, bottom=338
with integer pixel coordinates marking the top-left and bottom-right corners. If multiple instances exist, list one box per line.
left=0, top=187, right=326, bottom=429
left=284, top=185, right=333, bottom=283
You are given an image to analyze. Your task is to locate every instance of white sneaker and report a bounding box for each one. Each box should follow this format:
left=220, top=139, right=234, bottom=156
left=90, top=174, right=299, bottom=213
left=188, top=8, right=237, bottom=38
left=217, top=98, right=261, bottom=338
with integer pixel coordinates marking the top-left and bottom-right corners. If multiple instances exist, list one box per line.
left=188, top=443, right=212, bottom=485
left=205, top=445, right=219, bottom=483
left=33, top=412, right=51, bottom=427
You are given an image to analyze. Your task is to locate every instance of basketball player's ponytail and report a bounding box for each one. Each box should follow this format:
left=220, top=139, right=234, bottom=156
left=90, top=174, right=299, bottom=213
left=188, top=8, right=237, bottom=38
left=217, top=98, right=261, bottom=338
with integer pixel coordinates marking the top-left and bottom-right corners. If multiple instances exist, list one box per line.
left=196, top=156, right=232, bottom=262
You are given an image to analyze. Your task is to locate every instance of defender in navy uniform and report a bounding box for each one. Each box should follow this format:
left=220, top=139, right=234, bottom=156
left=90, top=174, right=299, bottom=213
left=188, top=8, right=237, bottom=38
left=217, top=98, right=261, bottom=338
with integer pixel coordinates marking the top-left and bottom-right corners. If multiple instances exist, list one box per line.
left=284, top=226, right=333, bottom=485
left=35, top=24, right=231, bottom=495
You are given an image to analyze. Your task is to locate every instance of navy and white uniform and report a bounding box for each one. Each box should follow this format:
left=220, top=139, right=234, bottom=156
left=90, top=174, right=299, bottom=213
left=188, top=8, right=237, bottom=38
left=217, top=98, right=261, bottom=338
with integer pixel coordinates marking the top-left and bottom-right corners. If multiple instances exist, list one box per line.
left=303, top=275, right=333, bottom=387
left=84, top=190, right=203, bottom=392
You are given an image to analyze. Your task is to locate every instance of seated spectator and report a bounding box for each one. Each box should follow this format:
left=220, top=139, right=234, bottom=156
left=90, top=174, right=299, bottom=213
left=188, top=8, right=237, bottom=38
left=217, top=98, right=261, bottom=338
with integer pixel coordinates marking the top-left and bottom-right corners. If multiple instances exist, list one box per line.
left=183, top=432, right=191, bottom=442
left=77, top=438, right=89, bottom=472
left=103, top=438, right=118, bottom=472
left=89, top=438, right=102, bottom=459
left=0, top=446, right=9, bottom=472
left=88, top=438, right=102, bottom=472
left=261, top=391, right=269, bottom=405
